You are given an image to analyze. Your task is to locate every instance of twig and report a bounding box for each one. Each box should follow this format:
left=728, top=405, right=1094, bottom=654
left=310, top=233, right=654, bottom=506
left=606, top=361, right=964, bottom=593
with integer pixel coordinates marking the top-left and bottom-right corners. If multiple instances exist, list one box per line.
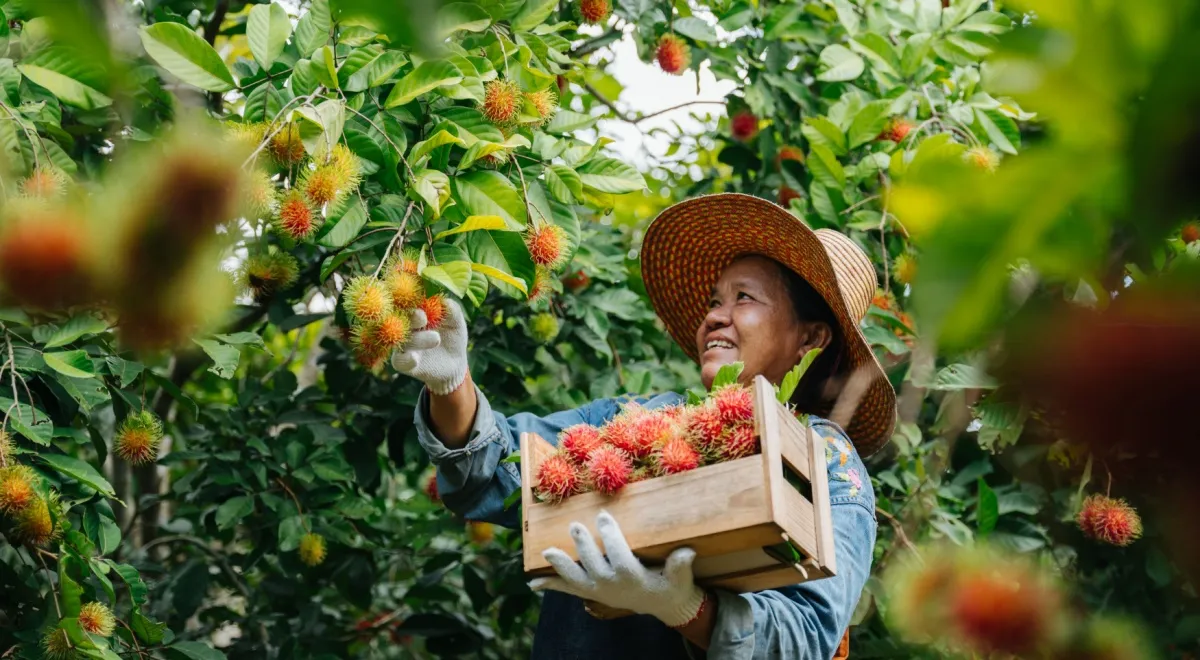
left=568, top=27, right=620, bottom=58
left=876, top=506, right=922, bottom=563
left=372, top=202, right=416, bottom=278
left=204, top=0, right=230, bottom=45
left=633, top=100, right=726, bottom=123
left=36, top=552, right=62, bottom=619
left=276, top=477, right=308, bottom=532
left=139, top=535, right=252, bottom=601
left=581, top=80, right=723, bottom=125
left=510, top=158, right=546, bottom=227
left=242, top=90, right=326, bottom=170
left=115, top=618, right=143, bottom=657
left=342, top=105, right=416, bottom=181
left=839, top=195, right=881, bottom=216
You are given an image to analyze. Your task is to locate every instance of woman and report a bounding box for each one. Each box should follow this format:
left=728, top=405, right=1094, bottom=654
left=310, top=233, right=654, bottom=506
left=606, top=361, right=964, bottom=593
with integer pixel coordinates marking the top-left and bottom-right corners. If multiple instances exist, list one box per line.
left=393, top=194, right=896, bottom=659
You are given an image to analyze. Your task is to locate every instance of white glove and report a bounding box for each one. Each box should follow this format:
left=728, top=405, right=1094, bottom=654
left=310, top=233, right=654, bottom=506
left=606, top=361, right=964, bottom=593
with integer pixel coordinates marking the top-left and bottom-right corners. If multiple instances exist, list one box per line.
left=529, top=511, right=707, bottom=628
left=390, top=297, right=468, bottom=396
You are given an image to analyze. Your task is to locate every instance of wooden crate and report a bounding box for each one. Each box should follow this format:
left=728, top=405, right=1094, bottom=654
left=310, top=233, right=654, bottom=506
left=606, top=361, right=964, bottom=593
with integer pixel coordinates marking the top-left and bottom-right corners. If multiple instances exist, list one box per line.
left=520, top=375, right=836, bottom=594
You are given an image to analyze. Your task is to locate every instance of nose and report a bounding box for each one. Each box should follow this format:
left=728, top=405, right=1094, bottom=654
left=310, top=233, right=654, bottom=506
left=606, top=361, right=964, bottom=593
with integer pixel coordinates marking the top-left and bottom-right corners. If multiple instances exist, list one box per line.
left=702, top=301, right=731, bottom=333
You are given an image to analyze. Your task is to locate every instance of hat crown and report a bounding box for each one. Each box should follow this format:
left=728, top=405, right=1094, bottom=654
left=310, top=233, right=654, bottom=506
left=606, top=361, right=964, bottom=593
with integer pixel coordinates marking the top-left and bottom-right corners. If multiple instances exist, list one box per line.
left=814, top=229, right=875, bottom=322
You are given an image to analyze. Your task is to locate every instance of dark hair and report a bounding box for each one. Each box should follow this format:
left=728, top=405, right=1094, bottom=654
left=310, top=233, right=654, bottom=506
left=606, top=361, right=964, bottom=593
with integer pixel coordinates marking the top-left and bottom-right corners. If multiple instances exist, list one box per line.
left=777, top=263, right=845, bottom=413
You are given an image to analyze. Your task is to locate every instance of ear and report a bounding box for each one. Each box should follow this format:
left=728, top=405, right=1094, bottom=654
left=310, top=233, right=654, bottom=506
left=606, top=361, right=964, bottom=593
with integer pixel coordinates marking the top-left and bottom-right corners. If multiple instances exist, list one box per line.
left=794, top=321, right=833, bottom=363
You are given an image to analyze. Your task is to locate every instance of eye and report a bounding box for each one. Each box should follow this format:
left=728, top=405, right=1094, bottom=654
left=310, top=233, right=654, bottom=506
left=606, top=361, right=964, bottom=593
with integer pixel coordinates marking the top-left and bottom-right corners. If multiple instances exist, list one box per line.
left=708, top=298, right=720, bottom=309
left=736, top=291, right=753, bottom=301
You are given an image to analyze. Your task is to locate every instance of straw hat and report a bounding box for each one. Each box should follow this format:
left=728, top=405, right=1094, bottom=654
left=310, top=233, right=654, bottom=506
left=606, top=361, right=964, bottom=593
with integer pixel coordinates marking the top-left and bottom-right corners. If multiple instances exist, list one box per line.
left=641, top=193, right=896, bottom=456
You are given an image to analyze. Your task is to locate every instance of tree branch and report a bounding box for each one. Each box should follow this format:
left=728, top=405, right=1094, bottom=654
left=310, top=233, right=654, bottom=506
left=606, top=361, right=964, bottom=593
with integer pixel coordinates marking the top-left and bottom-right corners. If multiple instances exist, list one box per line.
left=204, top=0, right=230, bottom=46
left=581, top=81, right=724, bottom=125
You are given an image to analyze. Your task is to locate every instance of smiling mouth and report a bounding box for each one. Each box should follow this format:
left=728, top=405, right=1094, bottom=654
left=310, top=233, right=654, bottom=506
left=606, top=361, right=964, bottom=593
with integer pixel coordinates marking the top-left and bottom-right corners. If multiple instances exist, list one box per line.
left=704, top=339, right=736, bottom=351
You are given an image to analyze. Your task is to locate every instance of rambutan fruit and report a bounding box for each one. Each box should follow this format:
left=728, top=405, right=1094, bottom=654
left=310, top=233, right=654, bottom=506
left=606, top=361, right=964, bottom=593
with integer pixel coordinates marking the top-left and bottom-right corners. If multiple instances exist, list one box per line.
left=13, top=493, right=60, bottom=547
left=878, top=118, right=915, bottom=143
left=775, top=145, right=805, bottom=168
left=872, top=289, right=895, bottom=312
left=78, top=602, right=116, bottom=637
left=480, top=80, right=522, bottom=125
left=685, top=404, right=725, bottom=452
left=115, top=410, right=164, bottom=465
left=964, top=146, right=999, bottom=172
left=719, top=423, right=759, bottom=460
left=562, top=270, right=590, bottom=292
left=350, top=322, right=388, bottom=370
left=419, top=294, right=448, bottom=331
left=559, top=424, right=603, bottom=464
left=894, top=253, right=916, bottom=285
left=20, top=166, right=69, bottom=199
left=328, top=143, right=362, bottom=189
left=301, top=166, right=341, bottom=208
left=657, top=436, right=701, bottom=474
left=778, top=186, right=801, bottom=207
left=529, top=312, right=560, bottom=344
left=535, top=453, right=580, bottom=502
left=299, top=532, right=327, bottom=566
left=525, top=223, right=568, bottom=269
left=241, top=251, right=299, bottom=303
left=41, top=626, right=73, bottom=660
left=467, top=520, right=496, bottom=545
left=599, top=408, right=647, bottom=458
left=374, top=312, right=412, bottom=349
left=656, top=34, right=691, bottom=75
left=712, top=384, right=754, bottom=425
left=527, top=267, right=556, bottom=306
left=387, top=247, right=421, bottom=276
left=0, top=202, right=93, bottom=310
left=1077, top=494, right=1143, bottom=546
left=633, top=410, right=680, bottom=454
left=244, top=169, right=277, bottom=218
left=587, top=445, right=633, bottom=495
left=354, top=313, right=411, bottom=356
left=575, top=0, right=612, bottom=24
left=524, top=89, right=558, bottom=125
left=387, top=270, right=425, bottom=310
left=424, top=470, right=440, bottom=502
left=0, top=465, right=38, bottom=514
left=948, top=570, right=1059, bottom=656
left=730, top=110, right=758, bottom=142
left=1181, top=222, right=1200, bottom=245
left=275, top=189, right=319, bottom=241
left=226, top=121, right=267, bottom=152
left=269, top=123, right=307, bottom=166
left=343, top=275, right=393, bottom=323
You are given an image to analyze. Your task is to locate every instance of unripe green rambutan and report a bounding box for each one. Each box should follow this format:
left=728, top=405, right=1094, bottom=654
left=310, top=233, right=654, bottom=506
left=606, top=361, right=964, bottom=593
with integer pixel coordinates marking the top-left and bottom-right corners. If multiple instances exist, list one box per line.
left=656, top=34, right=691, bottom=75
left=965, top=146, right=999, bottom=172
left=575, top=0, right=612, bottom=24
left=226, top=121, right=267, bottom=152
left=241, top=251, right=300, bottom=303
left=0, top=428, right=14, bottom=465
left=894, top=253, right=916, bottom=285
left=387, top=270, right=425, bottom=310
left=14, top=493, right=61, bottom=547
left=299, top=532, right=327, bottom=566
left=115, top=410, right=164, bottom=465
left=244, top=169, right=277, bottom=218
left=480, top=80, right=522, bottom=125
left=0, top=465, right=38, bottom=514
left=275, top=190, right=319, bottom=241
left=524, top=89, right=558, bottom=125
left=527, top=266, right=555, bottom=306
left=343, top=275, right=393, bottom=323
left=41, top=626, right=74, bottom=660
left=327, top=144, right=362, bottom=191
left=20, top=166, right=70, bottom=199
left=269, top=124, right=307, bottom=166
left=529, top=312, right=559, bottom=344
left=78, top=602, right=116, bottom=637
left=525, top=223, right=568, bottom=269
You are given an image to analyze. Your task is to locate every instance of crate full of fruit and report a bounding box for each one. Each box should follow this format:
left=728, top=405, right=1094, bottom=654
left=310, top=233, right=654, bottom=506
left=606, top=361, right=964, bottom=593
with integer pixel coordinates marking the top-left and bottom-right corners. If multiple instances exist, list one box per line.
left=520, top=374, right=837, bottom=594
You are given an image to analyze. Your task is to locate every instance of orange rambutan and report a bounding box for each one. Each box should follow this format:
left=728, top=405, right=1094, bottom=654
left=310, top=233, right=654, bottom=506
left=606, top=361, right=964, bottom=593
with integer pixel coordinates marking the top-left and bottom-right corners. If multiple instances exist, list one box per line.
left=685, top=404, right=725, bottom=452
left=559, top=424, right=603, bottom=464
left=480, top=80, right=522, bottom=125
left=269, top=124, right=306, bottom=166
left=420, top=294, right=447, bottom=331
left=276, top=190, right=319, bottom=241
left=879, top=118, right=915, bottom=143
left=0, top=203, right=92, bottom=310
left=775, top=145, right=805, bottom=168
left=656, top=34, right=691, bottom=75
left=78, top=602, right=116, bottom=637
left=587, top=445, right=633, bottom=495
left=730, top=110, right=758, bottom=142
left=948, top=570, right=1059, bottom=655
left=343, top=275, right=393, bottom=323
left=241, top=251, right=299, bottom=303
left=525, top=223, right=568, bottom=269
left=657, top=436, right=701, bottom=474
left=1181, top=222, right=1199, bottom=245
left=13, top=493, right=60, bottom=547
left=965, top=146, right=999, bottom=172
left=894, top=253, right=916, bottom=285
left=525, top=89, right=558, bottom=125
left=387, top=270, right=425, bottom=310
left=115, top=410, right=164, bottom=465
left=575, top=0, right=612, bottom=24
left=299, top=532, right=327, bottom=566
left=1077, top=494, right=1143, bottom=547
left=872, top=289, right=895, bottom=312
left=535, top=453, right=581, bottom=502
left=467, top=520, right=496, bottom=545
left=0, top=465, right=38, bottom=514
left=20, top=166, right=69, bottom=199
left=389, top=248, right=421, bottom=276
left=527, top=267, right=556, bottom=306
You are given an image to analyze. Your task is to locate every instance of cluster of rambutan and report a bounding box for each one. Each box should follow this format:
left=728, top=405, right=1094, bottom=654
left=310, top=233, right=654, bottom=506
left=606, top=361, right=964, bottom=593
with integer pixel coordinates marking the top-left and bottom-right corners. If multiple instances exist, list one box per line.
left=0, top=430, right=64, bottom=549
left=479, top=79, right=559, bottom=129
left=533, top=385, right=757, bottom=502
left=340, top=248, right=448, bottom=371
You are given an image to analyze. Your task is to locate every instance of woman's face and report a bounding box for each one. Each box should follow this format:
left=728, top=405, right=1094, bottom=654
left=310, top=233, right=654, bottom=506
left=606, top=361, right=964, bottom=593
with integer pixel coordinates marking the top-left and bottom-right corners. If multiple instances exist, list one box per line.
left=695, top=256, right=832, bottom=390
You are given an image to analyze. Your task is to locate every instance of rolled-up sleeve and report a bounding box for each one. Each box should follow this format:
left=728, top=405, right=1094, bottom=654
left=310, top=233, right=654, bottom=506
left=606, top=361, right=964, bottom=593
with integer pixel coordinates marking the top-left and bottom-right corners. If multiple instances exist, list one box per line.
left=707, top=420, right=877, bottom=660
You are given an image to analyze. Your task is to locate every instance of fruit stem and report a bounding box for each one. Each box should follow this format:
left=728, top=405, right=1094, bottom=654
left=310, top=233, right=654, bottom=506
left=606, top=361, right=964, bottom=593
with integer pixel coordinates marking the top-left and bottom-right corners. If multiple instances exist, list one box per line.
left=373, top=202, right=416, bottom=279
left=277, top=477, right=310, bottom=532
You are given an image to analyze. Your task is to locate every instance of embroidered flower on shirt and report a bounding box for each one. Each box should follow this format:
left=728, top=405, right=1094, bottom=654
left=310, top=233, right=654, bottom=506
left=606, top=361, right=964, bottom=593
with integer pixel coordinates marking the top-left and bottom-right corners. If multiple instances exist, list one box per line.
left=834, top=467, right=862, bottom=498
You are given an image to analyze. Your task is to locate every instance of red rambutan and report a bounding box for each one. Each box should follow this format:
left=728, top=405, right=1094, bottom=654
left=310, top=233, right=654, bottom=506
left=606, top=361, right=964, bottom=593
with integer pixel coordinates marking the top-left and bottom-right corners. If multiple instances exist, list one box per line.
left=276, top=189, right=318, bottom=241
left=600, top=409, right=646, bottom=458
left=685, top=404, right=725, bottom=451
left=576, top=0, right=612, bottom=24
left=948, top=571, right=1057, bottom=655
left=632, top=410, right=679, bottom=456
left=656, top=35, right=691, bottom=75
left=525, top=223, right=568, bottom=269
left=420, top=294, right=447, bottom=330
left=1181, top=222, right=1200, bottom=245
left=730, top=110, right=758, bottom=142
left=1077, top=494, right=1143, bottom=547
left=0, top=205, right=92, bottom=310
left=712, top=385, right=754, bottom=425
left=775, top=145, right=805, bottom=168
left=424, top=471, right=440, bottom=502
left=535, top=453, right=581, bottom=502
left=527, top=266, right=556, bottom=305
left=657, top=436, right=701, bottom=474
left=559, top=424, right=603, bottom=464
left=719, top=422, right=759, bottom=460
left=562, top=270, right=590, bottom=292
left=778, top=186, right=801, bottom=207
left=879, top=118, right=915, bottom=143
left=587, top=445, right=633, bottom=495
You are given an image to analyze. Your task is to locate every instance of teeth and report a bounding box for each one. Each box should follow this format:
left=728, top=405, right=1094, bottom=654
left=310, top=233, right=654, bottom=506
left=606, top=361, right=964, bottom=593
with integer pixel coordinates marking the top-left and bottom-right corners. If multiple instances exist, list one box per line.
left=706, top=340, right=735, bottom=350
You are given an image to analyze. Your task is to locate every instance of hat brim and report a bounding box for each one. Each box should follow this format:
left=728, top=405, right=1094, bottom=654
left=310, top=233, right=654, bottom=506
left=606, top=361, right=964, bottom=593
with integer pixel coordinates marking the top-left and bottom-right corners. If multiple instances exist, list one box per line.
left=641, top=193, right=896, bottom=456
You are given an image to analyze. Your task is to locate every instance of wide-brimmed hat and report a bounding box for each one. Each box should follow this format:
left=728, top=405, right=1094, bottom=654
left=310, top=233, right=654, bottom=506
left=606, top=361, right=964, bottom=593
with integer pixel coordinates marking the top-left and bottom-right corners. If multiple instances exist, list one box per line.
left=641, top=193, right=896, bottom=456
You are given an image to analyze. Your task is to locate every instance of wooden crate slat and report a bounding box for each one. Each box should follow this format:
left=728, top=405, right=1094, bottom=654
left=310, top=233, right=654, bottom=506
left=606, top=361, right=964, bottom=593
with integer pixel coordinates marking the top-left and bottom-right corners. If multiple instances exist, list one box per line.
left=806, top=424, right=837, bottom=576
left=777, top=481, right=819, bottom=561
left=703, top=563, right=810, bottom=593
left=776, top=405, right=812, bottom=481
left=754, top=377, right=787, bottom=530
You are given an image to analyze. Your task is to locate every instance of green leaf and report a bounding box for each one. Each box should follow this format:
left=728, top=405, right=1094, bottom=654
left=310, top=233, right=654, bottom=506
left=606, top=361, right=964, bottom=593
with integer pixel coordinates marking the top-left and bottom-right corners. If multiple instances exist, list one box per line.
left=422, top=261, right=473, bottom=297
left=167, top=642, right=227, bottom=660
left=409, top=168, right=452, bottom=218
left=192, top=338, right=240, bottom=379
left=924, top=363, right=998, bottom=390
left=215, top=495, right=254, bottom=530
left=17, top=62, right=111, bottom=110
left=214, top=332, right=267, bottom=350
left=511, top=0, right=559, bottom=32
left=384, top=60, right=463, bottom=108
left=850, top=34, right=900, bottom=76
left=0, top=396, right=52, bottom=445
left=848, top=100, right=892, bottom=149
left=801, top=116, right=848, bottom=156
left=408, top=128, right=465, bottom=164
left=452, top=170, right=528, bottom=228
left=278, top=516, right=305, bottom=551
left=976, top=478, right=999, bottom=535
left=974, top=108, right=1020, bottom=155
left=544, top=109, right=597, bottom=134
left=139, top=23, right=236, bottom=92
left=466, top=230, right=535, bottom=298
left=105, top=357, right=144, bottom=389
left=316, top=199, right=369, bottom=248
left=576, top=158, right=646, bottom=194
left=543, top=164, right=583, bottom=203
left=673, top=17, right=717, bottom=42
left=38, top=454, right=115, bottom=497
left=310, top=45, right=340, bottom=90
left=43, top=350, right=96, bottom=379
left=293, top=0, right=331, bottom=56
left=470, top=263, right=527, bottom=294
left=434, top=215, right=507, bottom=240
left=808, top=143, right=847, bottom=189
left=338, top=44, right=385, bottom=91
left=59, top=559, right=83, bottom=616
left=435, top=107, right=504, bottom=145
left=958, top=10, right=1012, bottom=33
left=436, top=3, right=492, bottom=38
left=131, top=609, right=167, bottom=645
left=105, top=561, right=148, bottom=606
left=712, top=362, right=744, bottom=389
left=45, top=314, right=108, bottom=348
left=776, top=348, right=823, bottom=403
left=816, top=44, right=864, bottom=82
left=247, top=3, right=292, bottom=70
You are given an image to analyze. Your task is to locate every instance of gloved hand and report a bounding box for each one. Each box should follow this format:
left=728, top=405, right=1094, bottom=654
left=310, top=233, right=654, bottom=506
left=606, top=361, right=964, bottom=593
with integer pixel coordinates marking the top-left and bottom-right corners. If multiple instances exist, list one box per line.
left=391, top=297, right=468, bottom=396
left=529, top=511, right=707, bottom=628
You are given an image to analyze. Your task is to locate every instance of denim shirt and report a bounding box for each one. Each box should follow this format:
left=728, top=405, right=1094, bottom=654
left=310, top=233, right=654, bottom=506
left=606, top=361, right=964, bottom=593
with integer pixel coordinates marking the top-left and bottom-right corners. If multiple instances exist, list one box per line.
left=415, top=385, right=877, bottom=660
